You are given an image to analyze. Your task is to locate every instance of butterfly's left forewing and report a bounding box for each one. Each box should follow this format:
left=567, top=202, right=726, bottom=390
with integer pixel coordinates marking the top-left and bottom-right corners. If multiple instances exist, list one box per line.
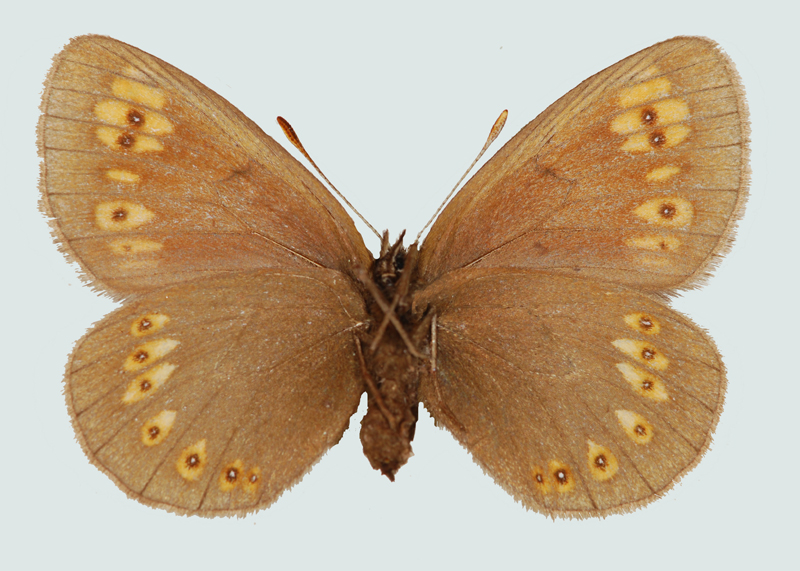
left=67, top=268, right=367, bottom=516
left=39, top=35, right=371, bottom=299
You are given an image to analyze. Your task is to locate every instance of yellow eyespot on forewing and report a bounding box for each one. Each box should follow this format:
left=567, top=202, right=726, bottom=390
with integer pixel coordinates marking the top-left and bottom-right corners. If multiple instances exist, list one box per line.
left=110, top=238, right=163, bottom=255
left=610, top=111, right=646, bottom=135
left=95, top=201, right=155, bottom=231
left=621, top=124, right=691, bottom=153
left=652, top=98, right=689, bottom=124
left=130, top=313, right=170, bottom=337
left=123, top=339, right=179, bottom=371
left=623, top=312, right=661, bottom=335
left=646, top=165, right=681, bottom=182
left=660, top=124, right=690, bottom=147
left=626, top=235, right=681, bottom=251
left=96, top=126, right=164, bottom=152
left=105, top=169, right=140, bottom=183
left=94, top=100, right=174, bottom=134
left=633, top=197, right=694, bottom=228
left=610, top=99, right=689, bottom=135
left=611, top=339, right=668, bottom=370
left=242, top=467, right=262, bottom=495
left=176, top=440, right=207, bottom=481
left=548, top=460, right=575, bottom=493
left=615, top=363, right=669, bottom=401
left=531, top=465, right=551, bottom=494
left=619, top=133, right=652, bottom=153
left=615, top=410, right=655, bottom=445
left=219, top=460, right=245, bottom=492
left=586, top=440, right=619, bottom=481
left=111, top=77, right=167, bottom=109
left=122, top=363, right=177, bottom=404
left=618, top=77, right=671, bottom=108
left=140, top=410, right=177, bottom=446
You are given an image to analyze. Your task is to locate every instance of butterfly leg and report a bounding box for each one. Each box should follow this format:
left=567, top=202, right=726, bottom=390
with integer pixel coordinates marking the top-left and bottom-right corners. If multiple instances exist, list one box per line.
left=354, top=335, right=397, bottom=430
left=356, top=267, right=424, bottom=359
left=426, top=314, right=467, bottom=435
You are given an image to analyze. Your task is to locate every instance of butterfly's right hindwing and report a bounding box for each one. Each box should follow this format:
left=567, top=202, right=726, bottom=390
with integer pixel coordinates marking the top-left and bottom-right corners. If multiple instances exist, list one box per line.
left=415, top=268, right=725, bottom=518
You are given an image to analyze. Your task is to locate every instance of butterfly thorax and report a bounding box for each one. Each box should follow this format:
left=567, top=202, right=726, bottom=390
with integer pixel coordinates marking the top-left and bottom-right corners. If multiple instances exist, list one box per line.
left=358, top=233, right=428, bottom=480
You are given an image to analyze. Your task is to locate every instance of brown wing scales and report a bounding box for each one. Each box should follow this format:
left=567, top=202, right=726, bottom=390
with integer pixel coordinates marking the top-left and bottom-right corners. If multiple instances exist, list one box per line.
left=66, top=269, right=367, bottom=515
left=41, top=35, right=747, bottom=518
left=39, top=35, right=371, bottom=299
left=414, top=269, right=725, bottom=517
left=417, top=37, right=748, bottom=294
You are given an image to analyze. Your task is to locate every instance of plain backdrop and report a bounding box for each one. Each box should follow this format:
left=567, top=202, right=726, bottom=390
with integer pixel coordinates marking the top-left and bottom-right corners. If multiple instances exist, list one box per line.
left=3, top=1, right=796, bottom=569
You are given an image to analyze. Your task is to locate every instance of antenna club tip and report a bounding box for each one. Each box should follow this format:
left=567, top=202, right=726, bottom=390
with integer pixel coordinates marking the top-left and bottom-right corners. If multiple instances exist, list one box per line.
left=277, top=116, right=304, bottom=151
left=487, top=110, right=508, bottom=145
left=277, top=115, right=293, bottom=133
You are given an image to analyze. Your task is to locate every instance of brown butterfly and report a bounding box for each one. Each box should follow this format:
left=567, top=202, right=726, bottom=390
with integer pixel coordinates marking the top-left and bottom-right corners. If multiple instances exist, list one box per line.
left=38, top=35, right=748, bottom=518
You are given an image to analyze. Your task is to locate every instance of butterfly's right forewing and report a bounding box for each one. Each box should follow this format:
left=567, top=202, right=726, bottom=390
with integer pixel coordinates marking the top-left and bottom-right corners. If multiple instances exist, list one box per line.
left=67, top=268, right=367, bottom=516
left=418, top=37, right=748, bottom=295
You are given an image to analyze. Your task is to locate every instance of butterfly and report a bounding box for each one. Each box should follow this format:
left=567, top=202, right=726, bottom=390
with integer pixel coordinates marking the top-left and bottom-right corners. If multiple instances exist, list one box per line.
left=38, top=35, right=748, bottom=518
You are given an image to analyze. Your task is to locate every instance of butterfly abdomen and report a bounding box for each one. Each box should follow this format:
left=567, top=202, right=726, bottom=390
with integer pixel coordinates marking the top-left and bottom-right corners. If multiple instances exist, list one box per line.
left=359, top=335, right=420, bottom=480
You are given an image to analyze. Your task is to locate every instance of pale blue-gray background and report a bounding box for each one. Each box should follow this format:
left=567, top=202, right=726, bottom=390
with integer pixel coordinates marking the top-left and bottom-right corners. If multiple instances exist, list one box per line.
left=2, top=1, right=793, bottom=569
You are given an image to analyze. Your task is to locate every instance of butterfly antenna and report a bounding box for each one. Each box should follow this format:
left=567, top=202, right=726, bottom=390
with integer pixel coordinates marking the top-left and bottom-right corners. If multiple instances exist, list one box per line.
left=277, top=116, right=381, bottom=240
left=415, top=110, right=508, bottom=243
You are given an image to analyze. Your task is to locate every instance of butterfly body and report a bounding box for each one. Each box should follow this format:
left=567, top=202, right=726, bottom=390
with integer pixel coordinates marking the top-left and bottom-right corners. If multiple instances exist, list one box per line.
left=358, top=238, right=424, bottom=479
left=39, top=35, right=748, bottom=517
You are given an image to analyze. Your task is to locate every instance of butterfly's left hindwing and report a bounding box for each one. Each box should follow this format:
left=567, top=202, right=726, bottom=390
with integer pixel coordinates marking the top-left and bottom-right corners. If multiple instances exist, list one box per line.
left=414, top=269, right=724, bottom=517
left=66, top=268, right=366, bottom=516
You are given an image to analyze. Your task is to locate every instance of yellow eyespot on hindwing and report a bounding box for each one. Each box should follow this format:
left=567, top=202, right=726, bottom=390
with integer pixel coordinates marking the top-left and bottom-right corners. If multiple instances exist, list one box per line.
left=141, top=410, right=177, bottom=446
left=122, top=363, right=177, bottom=404
left=611, top=339, right=669, bottom=371
left=176, top=440, right=207, bottom=481
left=615, top=362, right=669, bottom=401
left=615, top=410, right=655, bottom=445
left=219, top=460, right=245, bottom=492
left=123, top=338, right=179, bottom=371
left=586, top=440, right=619, bottom=481
left=548, top=460, right=575, bottom=493
left=130, top=313, right=170, bottom=337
